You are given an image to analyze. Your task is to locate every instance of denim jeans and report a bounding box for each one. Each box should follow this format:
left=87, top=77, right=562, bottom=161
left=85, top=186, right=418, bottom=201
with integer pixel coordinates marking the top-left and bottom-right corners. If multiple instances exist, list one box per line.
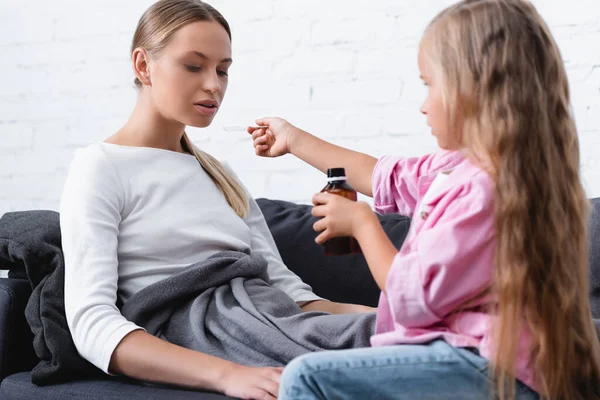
left=278, top=340, right=539, bottom=400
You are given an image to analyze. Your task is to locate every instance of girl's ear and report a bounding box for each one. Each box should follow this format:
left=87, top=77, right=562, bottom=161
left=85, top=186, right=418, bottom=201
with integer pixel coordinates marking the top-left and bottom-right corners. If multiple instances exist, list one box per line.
left=132, top=48, right=152, bottom=86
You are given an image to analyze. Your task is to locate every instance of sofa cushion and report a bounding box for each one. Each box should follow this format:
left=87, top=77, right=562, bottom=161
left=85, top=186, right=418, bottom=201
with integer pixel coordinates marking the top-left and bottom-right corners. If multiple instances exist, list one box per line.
left=258, top=197, right=600, bottom=317
left=256, top=198, right=411, bottom=307
left=0, top=279, right=37, bottom=381
left=0, top=372, right=234, bottom=400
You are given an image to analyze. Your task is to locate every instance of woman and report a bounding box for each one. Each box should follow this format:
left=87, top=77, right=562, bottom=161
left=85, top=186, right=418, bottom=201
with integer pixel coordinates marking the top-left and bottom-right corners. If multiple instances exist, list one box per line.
left=60, top=1, right=373, bottom=399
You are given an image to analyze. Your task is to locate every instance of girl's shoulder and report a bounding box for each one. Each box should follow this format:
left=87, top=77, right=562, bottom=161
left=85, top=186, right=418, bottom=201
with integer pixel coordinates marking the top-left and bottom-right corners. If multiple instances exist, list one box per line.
left=423, top=150, right=492, bottom=189
left=446, top=163, right=494, bottom=213
left=424, top=152, right=494, bottom=211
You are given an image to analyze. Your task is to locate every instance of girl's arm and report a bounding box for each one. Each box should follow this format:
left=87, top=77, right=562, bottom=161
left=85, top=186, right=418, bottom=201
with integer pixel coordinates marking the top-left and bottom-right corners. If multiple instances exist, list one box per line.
left=312, top=174, right=495, bottom=327
left=249, top=118, right=377, bottom=197
left=311, top=195, right=398, bottom=292
left=352, top=205, right=399, bottom=292
left=382, top=179, right=495, bottom=328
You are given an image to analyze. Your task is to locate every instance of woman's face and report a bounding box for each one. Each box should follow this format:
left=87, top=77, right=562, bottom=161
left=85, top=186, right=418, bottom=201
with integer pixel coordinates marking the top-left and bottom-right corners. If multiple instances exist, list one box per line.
left=143, top=20, right=232, bottom=128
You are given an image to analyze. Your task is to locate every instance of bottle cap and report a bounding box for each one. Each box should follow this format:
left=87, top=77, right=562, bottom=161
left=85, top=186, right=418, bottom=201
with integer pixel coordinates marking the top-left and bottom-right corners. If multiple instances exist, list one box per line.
left=327, top=168, right=346, bottom=178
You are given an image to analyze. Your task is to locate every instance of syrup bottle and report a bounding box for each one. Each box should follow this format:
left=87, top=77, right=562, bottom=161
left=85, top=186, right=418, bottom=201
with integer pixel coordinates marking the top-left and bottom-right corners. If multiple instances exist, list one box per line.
left=320, top=168, right=361, bottom=256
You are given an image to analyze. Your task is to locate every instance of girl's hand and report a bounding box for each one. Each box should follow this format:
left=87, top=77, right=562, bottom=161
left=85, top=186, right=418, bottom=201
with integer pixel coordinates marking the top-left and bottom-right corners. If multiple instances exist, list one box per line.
left=311, top=193, right=372, bottom=244
left=220, top=364, right=284, bottom=400
left=248, top=117, right=296, bottom=158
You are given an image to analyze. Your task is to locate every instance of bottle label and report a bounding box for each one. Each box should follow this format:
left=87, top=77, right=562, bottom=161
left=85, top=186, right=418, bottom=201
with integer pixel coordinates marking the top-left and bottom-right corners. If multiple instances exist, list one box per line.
left=326, top=177, right=347, bottom=182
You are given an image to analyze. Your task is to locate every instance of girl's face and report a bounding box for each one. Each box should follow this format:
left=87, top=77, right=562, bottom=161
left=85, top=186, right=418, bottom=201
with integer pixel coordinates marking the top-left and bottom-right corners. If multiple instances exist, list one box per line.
left=141, top=20, right=232, bottom=128
left=418, top=46, right=460, bottom=151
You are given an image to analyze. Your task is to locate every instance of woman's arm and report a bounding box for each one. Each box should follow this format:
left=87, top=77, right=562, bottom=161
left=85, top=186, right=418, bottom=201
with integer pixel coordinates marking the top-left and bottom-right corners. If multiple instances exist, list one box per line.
left=220, top=163, right=375, bottom=314
left=61, top=148, right=281, bottom=399
left=110, top=330, right=282, bottom=398
left=299, top=300, right=376, bottom=314
left=249, top=118, right=377, bottom=197
left=221, top=162, right=373, bottom=313
left=243, top=194, right=324, bottom=304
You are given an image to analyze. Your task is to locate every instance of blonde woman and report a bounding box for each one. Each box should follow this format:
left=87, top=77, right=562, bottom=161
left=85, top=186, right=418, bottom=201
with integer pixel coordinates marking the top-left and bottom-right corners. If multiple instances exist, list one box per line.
left=250, top=0, right=600, bottom=399
left=59, top=1, right=373, bottom=399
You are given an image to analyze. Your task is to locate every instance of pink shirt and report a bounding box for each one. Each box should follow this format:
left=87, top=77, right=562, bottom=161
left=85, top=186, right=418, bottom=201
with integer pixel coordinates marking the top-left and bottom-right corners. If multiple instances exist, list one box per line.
left=370, top=150, right=537, bottom=392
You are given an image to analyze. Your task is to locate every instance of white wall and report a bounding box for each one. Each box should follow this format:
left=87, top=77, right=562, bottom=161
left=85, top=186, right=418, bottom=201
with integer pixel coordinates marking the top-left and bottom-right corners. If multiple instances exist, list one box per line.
left=1, top=0, right=599, bottom=214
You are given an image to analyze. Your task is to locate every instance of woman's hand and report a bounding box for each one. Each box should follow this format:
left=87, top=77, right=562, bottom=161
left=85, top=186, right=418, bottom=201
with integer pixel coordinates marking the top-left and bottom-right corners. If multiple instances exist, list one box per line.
left=220, top=364, right=284, bottom=400
left=300, top=300, right=376, bottom=314
left=311, top=193, right=373, bottom=244
left=248, top=117, right=297, bottom=158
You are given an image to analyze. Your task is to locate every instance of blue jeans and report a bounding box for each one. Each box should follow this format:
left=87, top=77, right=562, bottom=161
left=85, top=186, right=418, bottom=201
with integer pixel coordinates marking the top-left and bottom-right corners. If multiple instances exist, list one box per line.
left=279, top=340, right=539, bottom=400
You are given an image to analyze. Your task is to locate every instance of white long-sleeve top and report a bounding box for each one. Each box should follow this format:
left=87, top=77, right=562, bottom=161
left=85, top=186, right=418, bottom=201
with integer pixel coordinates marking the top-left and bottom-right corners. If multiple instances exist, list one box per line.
left=60, top=142, right=321, bottom=374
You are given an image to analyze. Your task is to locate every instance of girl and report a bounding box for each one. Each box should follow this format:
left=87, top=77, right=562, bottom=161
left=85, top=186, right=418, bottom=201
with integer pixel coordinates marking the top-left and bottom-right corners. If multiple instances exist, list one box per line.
left=249, top=0, right=600, bottom=398
left=60, top=1, right=372, bottom=399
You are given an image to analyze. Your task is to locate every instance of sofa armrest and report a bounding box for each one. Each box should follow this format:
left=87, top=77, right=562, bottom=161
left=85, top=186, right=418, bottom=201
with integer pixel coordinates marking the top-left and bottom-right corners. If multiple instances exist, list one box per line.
left=0, top=278, right=38, bottom=381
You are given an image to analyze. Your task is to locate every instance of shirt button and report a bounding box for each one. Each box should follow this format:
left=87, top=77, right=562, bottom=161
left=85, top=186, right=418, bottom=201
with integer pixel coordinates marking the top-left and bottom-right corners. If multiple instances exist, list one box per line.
left=420, top=211, right=429, bottom=219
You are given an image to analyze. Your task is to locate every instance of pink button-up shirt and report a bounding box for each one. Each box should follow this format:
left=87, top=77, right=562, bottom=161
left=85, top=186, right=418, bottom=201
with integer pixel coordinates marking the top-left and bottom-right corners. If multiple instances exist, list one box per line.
left=370, top=150, right=537, bottom=392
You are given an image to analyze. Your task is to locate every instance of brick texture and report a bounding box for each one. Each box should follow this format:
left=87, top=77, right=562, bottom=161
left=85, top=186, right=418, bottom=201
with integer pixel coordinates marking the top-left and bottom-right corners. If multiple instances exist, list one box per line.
left=0, top=0, right=599, bottom=214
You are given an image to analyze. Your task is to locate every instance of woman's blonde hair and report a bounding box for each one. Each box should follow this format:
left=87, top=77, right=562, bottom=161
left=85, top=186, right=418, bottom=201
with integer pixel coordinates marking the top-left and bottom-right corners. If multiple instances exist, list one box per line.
left=131, top=0, right=249, bottom=218
left=421, top=0, right=600, bottom=399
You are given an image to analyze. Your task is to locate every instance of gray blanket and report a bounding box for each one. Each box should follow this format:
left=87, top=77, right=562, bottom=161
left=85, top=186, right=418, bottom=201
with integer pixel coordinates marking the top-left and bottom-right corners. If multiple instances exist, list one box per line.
left=121, top=251, right=376, bottom=366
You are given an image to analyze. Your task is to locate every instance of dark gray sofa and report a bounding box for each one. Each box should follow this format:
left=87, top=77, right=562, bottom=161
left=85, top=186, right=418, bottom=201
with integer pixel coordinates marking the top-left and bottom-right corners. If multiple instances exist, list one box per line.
left=0, top=198, right=598, bottom=399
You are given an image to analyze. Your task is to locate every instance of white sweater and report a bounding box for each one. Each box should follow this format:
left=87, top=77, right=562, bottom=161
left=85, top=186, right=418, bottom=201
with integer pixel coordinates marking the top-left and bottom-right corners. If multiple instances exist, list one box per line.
left=60, top=142, right=321, bottom=374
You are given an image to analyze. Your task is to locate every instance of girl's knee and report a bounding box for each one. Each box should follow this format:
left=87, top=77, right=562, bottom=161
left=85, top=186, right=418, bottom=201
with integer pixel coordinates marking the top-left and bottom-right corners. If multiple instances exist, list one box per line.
left=280, top=354, right=320, bottom=399
left=283, top=353, right=314, bottom=382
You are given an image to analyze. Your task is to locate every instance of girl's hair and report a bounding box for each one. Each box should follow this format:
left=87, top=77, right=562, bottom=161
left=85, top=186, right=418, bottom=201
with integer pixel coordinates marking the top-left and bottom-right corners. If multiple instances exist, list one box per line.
left=422, top=0, right=600, bottom=399
left=131, top=0, right=249, bottom=218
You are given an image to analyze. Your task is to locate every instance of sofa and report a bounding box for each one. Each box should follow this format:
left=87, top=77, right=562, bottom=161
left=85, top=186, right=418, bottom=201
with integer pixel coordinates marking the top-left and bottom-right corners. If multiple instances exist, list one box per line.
left=0, top=198, right=598, bottom=399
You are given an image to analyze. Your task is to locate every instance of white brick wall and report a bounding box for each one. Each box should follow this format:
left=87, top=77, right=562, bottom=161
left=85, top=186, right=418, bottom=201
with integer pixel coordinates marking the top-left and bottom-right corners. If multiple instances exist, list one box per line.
left=1, top=0, right=599, bottom=215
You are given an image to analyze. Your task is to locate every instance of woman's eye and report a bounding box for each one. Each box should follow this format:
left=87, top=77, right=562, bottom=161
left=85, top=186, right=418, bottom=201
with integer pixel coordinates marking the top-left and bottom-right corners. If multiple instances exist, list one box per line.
left=185, top=65, right=201, bottom=72
left=217, top=70, right=229, bottom=77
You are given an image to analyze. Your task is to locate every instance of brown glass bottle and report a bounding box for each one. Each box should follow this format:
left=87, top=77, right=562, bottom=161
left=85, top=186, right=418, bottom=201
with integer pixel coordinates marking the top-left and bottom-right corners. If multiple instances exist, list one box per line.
left=320, top=168, right=362, bottom=256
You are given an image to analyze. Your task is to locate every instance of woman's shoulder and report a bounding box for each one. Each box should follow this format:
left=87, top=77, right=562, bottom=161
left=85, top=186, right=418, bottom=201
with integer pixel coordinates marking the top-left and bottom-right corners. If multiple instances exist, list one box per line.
left=61, top=143, right=125, bottom=208
left=66, top=142, right=122, bottom=184
left=69, top=142, right=152, bottom=173
left=70, top=142, right=112, bottom=165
